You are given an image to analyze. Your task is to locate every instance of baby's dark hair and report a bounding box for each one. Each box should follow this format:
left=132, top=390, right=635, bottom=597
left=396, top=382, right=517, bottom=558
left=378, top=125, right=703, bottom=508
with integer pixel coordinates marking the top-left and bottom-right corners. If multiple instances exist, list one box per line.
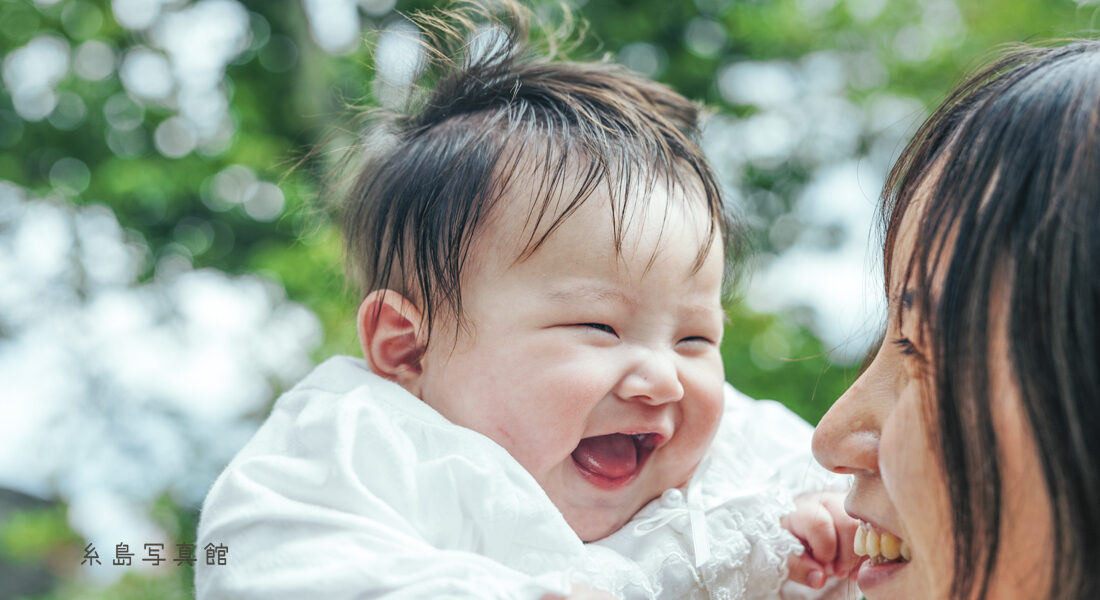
left=342, top=0, right=736, bottom=343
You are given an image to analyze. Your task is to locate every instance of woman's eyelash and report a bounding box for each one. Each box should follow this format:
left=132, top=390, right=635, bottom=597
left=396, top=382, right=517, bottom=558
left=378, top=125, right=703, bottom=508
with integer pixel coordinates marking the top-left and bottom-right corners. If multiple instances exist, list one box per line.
left=892, top=337, right=918, bottom=356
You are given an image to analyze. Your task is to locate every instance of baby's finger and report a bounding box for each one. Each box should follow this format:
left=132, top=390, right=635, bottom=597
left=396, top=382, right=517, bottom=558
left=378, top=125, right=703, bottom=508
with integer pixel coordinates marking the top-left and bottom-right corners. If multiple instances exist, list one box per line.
left=820, top=494, right=861, bottom=577
left=785, top=504, right=839, bottom=569
left=830, top=517, right=862, bottom=577
left=786, top=553, right=827, bottom=590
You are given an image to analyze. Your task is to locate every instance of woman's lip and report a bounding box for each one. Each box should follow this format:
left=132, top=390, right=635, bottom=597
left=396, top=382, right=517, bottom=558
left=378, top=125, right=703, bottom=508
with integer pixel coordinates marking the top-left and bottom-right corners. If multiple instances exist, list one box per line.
left=844, top=506, right=900, bottom=539
left=857, top=556, right=907, bottom=590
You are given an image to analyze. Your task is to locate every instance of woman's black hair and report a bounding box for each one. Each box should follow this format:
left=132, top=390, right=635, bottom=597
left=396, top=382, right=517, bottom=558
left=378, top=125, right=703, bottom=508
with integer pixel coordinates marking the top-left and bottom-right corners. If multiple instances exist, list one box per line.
left=882, top=40, right=1100, bottom=599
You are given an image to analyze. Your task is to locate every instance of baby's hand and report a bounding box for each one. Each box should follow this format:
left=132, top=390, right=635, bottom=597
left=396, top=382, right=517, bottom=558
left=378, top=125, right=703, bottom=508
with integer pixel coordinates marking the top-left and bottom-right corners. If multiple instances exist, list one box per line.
left=780, top=491, right=861, bottom=590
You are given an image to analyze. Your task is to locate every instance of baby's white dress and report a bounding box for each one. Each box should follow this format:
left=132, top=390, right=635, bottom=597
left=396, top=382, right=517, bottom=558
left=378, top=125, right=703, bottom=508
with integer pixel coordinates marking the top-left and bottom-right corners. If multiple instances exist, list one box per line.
left=195, top=356, right=846, bottom=599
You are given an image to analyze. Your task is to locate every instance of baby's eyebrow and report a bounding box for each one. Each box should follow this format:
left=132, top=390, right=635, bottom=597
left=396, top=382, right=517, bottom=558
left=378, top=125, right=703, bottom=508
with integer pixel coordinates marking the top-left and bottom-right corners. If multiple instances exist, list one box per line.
left=545, top=284, right=638, bottom=308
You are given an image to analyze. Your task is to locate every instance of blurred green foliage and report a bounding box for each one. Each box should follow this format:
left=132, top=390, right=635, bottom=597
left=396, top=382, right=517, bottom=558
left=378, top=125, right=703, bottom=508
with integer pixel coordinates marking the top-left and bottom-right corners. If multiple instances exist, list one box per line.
left=1, top=0, right=1096, bottom=597
left=0, top=507, right=81, bottom=564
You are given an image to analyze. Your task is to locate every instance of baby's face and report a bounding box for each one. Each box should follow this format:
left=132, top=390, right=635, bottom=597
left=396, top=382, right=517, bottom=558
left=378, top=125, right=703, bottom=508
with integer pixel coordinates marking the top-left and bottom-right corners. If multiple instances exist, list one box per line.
left=416, top=182, right=726, bottom=541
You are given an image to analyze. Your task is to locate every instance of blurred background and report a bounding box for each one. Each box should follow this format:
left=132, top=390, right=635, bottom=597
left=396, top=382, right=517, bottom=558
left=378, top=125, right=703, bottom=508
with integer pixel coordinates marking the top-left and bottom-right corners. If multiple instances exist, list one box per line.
left=0, top=0, right=1094, bottom=596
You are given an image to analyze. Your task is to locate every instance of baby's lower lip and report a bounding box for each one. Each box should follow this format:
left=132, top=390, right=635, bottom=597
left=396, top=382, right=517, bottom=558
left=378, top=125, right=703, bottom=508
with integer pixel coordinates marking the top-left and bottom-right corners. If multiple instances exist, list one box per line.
left=571, top=457, right=641, bottom=490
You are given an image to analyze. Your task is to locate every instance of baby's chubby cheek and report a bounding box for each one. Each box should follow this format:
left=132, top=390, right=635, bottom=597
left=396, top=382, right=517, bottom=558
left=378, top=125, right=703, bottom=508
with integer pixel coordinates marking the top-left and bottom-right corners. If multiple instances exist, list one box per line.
left=666, top=386, right=724, bottom=479
left=511, top=387, right=613, bottom=473
left=690, top=380, right=725, bottom=438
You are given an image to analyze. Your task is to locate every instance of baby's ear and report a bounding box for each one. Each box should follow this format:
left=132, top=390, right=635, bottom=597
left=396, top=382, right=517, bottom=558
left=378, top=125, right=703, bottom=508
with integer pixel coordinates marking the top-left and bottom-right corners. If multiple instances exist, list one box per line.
left=357, top=290, right=426, bottom=392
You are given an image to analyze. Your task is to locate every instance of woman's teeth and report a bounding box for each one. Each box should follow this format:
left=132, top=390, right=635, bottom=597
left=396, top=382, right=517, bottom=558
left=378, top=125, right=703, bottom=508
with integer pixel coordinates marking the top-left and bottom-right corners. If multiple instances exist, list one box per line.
left=854, top=522, right=911, bottom=565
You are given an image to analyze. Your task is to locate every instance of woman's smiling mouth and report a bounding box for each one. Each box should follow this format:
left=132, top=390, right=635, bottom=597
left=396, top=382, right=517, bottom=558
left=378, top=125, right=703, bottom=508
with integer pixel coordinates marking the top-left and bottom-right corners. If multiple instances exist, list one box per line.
left=854, top=520, right=912, bottom=589
left=855, top=520, right=912, bottom=563
left=571, top=432, right=662, bottom=489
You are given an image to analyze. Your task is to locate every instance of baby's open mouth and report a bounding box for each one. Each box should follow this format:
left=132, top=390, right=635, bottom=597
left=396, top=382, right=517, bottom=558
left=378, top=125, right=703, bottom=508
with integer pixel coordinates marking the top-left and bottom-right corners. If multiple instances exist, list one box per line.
left=855, top=521, right=912, bottom=565
left=571, top=433, right=660, bottom=483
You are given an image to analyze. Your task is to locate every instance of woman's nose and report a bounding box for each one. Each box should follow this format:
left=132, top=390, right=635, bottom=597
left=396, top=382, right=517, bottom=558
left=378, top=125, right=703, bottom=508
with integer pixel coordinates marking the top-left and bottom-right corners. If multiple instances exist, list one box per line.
left=812, top=355, right=885, bottom=476
left=615, top=350, right=684, bottom=406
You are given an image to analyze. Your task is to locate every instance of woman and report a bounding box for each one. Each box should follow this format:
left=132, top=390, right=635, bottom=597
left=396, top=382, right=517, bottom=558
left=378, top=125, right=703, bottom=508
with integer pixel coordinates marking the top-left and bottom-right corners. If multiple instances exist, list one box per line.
left=812, top=41, right=1100, bottom=599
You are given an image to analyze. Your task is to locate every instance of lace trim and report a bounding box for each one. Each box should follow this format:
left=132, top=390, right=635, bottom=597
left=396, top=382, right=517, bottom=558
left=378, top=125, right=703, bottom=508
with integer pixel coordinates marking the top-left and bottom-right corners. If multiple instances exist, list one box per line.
left=570, top=389, right=837, bottom=599
left=577, top=487, right=801, bottom=599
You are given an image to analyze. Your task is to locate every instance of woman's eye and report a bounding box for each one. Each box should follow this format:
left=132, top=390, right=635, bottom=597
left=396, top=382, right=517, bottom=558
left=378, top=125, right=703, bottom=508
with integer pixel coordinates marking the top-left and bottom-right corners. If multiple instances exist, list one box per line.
left=579, top=323, right=617, bottom=335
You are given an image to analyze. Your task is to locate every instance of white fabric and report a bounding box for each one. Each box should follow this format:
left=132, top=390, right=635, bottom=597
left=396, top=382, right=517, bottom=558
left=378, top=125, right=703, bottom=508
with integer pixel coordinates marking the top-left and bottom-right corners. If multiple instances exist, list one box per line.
left=584, top=387, right=847, bottom=600
left=195, top=356, right=849, bottom=599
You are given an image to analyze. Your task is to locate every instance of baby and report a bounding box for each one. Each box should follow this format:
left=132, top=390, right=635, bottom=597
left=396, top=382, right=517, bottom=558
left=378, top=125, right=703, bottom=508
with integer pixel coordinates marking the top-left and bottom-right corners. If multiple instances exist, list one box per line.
left=196, top=2, right=858, bottom=598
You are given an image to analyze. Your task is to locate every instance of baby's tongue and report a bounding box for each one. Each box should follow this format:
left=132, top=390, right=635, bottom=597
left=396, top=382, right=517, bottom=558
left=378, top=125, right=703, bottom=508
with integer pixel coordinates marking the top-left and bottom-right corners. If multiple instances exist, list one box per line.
left=572, top=434, right=638, bottom=479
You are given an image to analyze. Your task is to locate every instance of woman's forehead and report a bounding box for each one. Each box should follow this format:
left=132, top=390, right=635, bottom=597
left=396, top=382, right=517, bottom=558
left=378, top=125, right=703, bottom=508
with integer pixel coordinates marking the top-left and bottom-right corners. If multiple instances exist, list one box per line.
left=885, top=156, right=966, bottom=311
left=885, top=190, right=925, bottom=303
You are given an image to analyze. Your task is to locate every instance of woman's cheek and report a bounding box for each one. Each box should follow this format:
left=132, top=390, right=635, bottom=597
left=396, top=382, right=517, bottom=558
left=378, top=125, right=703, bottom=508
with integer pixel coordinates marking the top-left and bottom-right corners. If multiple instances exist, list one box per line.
left=880, top=388, right=953, bottom=596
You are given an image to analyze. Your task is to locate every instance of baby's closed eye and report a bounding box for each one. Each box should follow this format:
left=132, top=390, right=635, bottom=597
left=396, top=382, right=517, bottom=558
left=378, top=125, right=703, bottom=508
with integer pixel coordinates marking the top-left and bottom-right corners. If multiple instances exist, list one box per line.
left=578, top=323, right=617, bottom=335
left=674, top=336, right=718, bottom=357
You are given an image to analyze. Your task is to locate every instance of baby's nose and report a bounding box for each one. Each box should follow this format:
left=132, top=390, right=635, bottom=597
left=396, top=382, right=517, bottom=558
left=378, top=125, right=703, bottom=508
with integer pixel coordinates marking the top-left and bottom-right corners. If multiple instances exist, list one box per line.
left=615, top=352, right=683, bottom=405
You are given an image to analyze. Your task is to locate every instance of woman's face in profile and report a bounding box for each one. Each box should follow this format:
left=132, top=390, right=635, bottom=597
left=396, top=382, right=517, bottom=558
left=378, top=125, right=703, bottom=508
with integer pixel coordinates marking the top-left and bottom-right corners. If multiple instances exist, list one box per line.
left=812, top=200, right=1053, bottom=599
